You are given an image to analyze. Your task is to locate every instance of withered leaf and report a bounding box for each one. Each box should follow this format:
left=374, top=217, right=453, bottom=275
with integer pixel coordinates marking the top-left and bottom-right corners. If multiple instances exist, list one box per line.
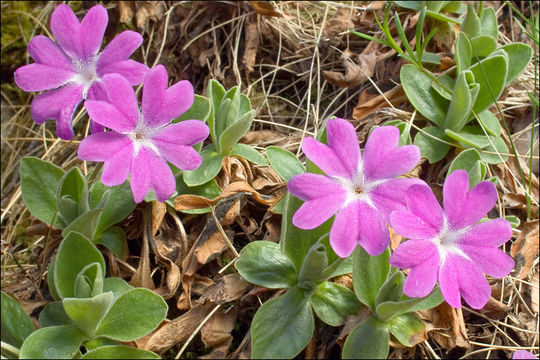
left=198, top=273, right=249, bottom=305
left=250, top=1, right=282, bottom=17
left=352, top=85, right=407, bottom=121
left=323, top=50, right=376, bottom=88
left=417, top=302, right=469, bottom=350
left=511, top=220, right=539, bottom=279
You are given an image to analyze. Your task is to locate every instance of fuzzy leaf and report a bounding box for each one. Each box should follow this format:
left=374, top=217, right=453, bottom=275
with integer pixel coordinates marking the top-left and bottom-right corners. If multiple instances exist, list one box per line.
left=231, top=143, right=268, bottom=165
left=81, top=345, right=160, bottom=359
left=311, top=282, right=361, bottom=326
left=183, top=148, right=223, bottom=186
left=267, top=146, right=305, bottom=182
left=342, top=317, right=389, bottom=359
left=95, top=226, right=127, bottom=259
left=19, top=325, right=87, bottom=359
left=173, top=94, right=211, bottom=124
left=499, top=43, right=533, bottom=84
left=352, top=247, right=391, bottom=312
left=63, top=292, right=114, bottom=338
left=1, top=291, right=35, bottom=348
left=448, top=148, right=485, bottom=187
left=389, top=312, right=426, bottom=347
left=469, top=53, right=508, bottom=114
left=39, top=301, right=72, bottom=328
left=236, top=241, right=297, bottom=289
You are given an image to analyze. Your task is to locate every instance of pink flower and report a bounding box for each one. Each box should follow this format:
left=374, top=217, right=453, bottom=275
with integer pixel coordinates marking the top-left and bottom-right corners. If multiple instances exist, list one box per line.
left=513, top=350, right=538, bottom=359
left=14, top=4, right=148, bottom=140
left=287, top=118, right=422, bottom=257
left=78, top=65, right=209, bottom=203
left=389, top=170, right=515, bottom=309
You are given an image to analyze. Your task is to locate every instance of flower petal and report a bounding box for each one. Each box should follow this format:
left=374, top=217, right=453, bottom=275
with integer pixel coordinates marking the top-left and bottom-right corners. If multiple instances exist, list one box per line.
left=403, top=251, right=440, bottom=298
left=292, top=193, right=346, bottom=230
left=363, top=126, right=420, bottom=179
left=152, top=120, right=209, bottom=146
left=30, top=84, right=83, bottom=125
left=97, top=31, right=144, bottom=67
left=390, top=239, right=438, bottom=268
left=438, top=255, right=461, bottom=308
left=443, top=170, right=469, bottom=228
left=326, top=118, right=360, bottom=179
left=288, top=173, right=346, bottom=201
left=49, top=3, right=82, bottom=59
left=160, top=80, right=194, bottom=122
left=390, top=211, right=439, bottom=240
left=369, top=178, right=426, bottom=221
left=80, top=5, right=108, bottom=59
left=98, top=59, right=149, bottom=85
left=78, top=131, right=132, bottom=161
left=405, top=184, right=444, bottom=231
left=513, top=350, right=538, bottom=359
left=459, top=245, right=514, bottom=278
left=27, top=35, right=73, bottom=70
left=455, top=255, right=492, bottom=309
left=14, top=64, right=74, bottom=92
left=456, top=181, right=498, bottom=228
left=84, top=100, right=135, bottom=133
left=457, top=218, right=513, bottom=247
left=101, top=74, right=139, bottom=125
left=86, top=82, right=109, bottom=101
left=131, top=147, right=175, bottom=203
left=330, top=200, right=360, bottom=257
left=301, top=137, right=348, bottom=178
left=101, top=143, right=133, bottom=186
left=357, top=202, right=389, bottom=256
left=141, top=65, right=167, bottom=126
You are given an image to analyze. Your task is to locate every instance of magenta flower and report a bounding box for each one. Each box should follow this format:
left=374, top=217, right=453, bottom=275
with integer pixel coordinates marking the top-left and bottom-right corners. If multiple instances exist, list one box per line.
left=14, top=4, right=149, bottom=140
left=389, top=170, right=515, bottom=309
left=287, top=118, right=422, bottom=257
left=513, top=351, right=538, bottom=359
left=78, top=65, right=209, bottom=203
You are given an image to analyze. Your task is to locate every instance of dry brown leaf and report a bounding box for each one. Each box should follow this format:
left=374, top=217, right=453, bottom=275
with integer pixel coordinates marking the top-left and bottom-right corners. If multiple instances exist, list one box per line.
left=117, top=1, right=136, bottom=24
left=130, top=209, right=154, bottom=290
left=195, top=229, right=232, bottom=265
left=135, top=2, right=165, bottom=30
left=530, top=272, right=539, bottom=313
left=323, top=50, right=376, bottom=88
left=151, top=201, right=167, bottom=236
left=199, top=273, right=249, bottom=305
left=511, top=220, right=539, bottom=279
left=389, top=227, right=403, bottom=251
left=332, top=274, right=353, bottom=291
left=481, top=297, right=511, bottom=319
left=145, top=302, right=215, bottom=354
left=324, top=8, right=355, bottom=38
left=177, top=274, right=214, bottom=311
left=174, top=181, right=278, bottom=211
left=134, top=319, right=170, bottom=350
left=250, top=1, right=282, bottom=17
left=417, top=302, right=469, bottom=350
left=352, top=85, right=407, bottom=121
left=243, top=16, right=259, bottom=72
left=336, top=307, right=371, bottom=347
left=440, top=56, right=456, bottom=71
left=201, top=307, right=237, bottom=349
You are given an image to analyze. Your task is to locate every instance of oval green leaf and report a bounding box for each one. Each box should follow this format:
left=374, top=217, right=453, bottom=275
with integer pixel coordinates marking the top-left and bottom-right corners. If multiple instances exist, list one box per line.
left=231, top=143, right=268, bottom=165
left=469, top=54, right=508, bottom=114
left=267, top=146, right=305, bottom=182
left=414, top=126, right=452, bottom=163
left=342, top=317, right=390, bottom=359
left=499, top=43, right=533, bottom=84
left=81, top=345, right=160, bottom=359
left=183, top=149, right=224, bottom=186
left=63, top=292, right=114, bottom=337
left=1, top=291, right=35, bottom=348
left=352, top=247, right=391, bottom=312
left=389, top=312, right=426, bottom=347
left=311, top=282, right=361, bottom=327
left=19, top=325, right=87, bottom=359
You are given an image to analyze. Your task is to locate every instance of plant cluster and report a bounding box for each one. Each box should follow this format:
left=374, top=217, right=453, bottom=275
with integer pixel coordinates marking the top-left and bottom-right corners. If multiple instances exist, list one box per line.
left=1, top=2, right=536, bottom=360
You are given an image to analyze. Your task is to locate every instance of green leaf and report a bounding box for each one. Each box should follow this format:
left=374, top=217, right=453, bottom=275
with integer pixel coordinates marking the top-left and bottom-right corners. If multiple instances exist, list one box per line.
left=389, top=312, right=426, bottom=347
left=342, top=317, right=390, bottom=359
left=176, top=174, right=222, bottom=200
left=1, top=291, right=35, bottom=348
left=82, top=337, right=117, bottom=351
left=476, top=109, right=501, bottom=136
left=297, top=241, right=329, bottom=287
left=63, top=292, right=114, bottom=337
left=95, top=226, right=127, bottom=259
left=102, top=278, right=133, bottom=300
left=505, top=215, right=520, bottom=228
left=39, top=301, right=72, bottom=328
left=81, top=345, right=160, bottom=359
left=469, top=53, right=508, bottom=114
left=235, top=241, right=297, bottom=289
left=448, top=148, right=485, bottom=187
left=374, top=271, right=405, bottom=309
left=394, top=1, right=420, bottom=11
left=231, top=143, right=268, bottom=165
left=19, top=325, right=87, bottom=359
left=480, top=6, right=498, bottom=40
left=219, top=110, right=255, bottom=156
left=431, top=74, right=454, bottom=101
left=461, top=3, right=481, bottom=38
left=47, top=257, right=60, bottom=301
left=251, top=287, right=314, bottom=359
left=183, top=148, right=224, bottom=186
left=470, top=35, right=497, bottom=58
left=400, top=64, right=449, bottom=126
left=173, top=94, right=211, bottom=124
left=74, top=263, right=104, bottom=298
left=207, top=79, right=226, bottom=144
left=498, top=43, right=533, bottom=84
left=311, top=282, right=361, bottom=326
left=456, top=32, right=472, bottom=74
left=443, top=70, right=478, bottom=131
left=414, top=127, right=452, bottom=163
left=375, top=286, right=444, bottom=322
left=54, top=232, right=106, bottom=299
left=281, top=193, right=333, bottom=273
left=62, top=208, right=104, bottom=242
left=20, top=156, right=64, bottom=227
left=267, top=146, right=305, bottom=182
left=352, top=247, right=391, bottom=312
left=445, top=126, right=492, bottom=148
left=57, top=167, right=89, bottom=224
left=96, top=289, right=168, bottom=341
left=477, top=134, right=509, bottom=164
left=90, top=180, right=136, bottom=235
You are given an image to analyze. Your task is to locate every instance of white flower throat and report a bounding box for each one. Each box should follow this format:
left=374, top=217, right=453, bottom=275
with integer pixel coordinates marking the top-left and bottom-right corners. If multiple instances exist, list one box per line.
left=71, top=56, right=100, bottom=98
